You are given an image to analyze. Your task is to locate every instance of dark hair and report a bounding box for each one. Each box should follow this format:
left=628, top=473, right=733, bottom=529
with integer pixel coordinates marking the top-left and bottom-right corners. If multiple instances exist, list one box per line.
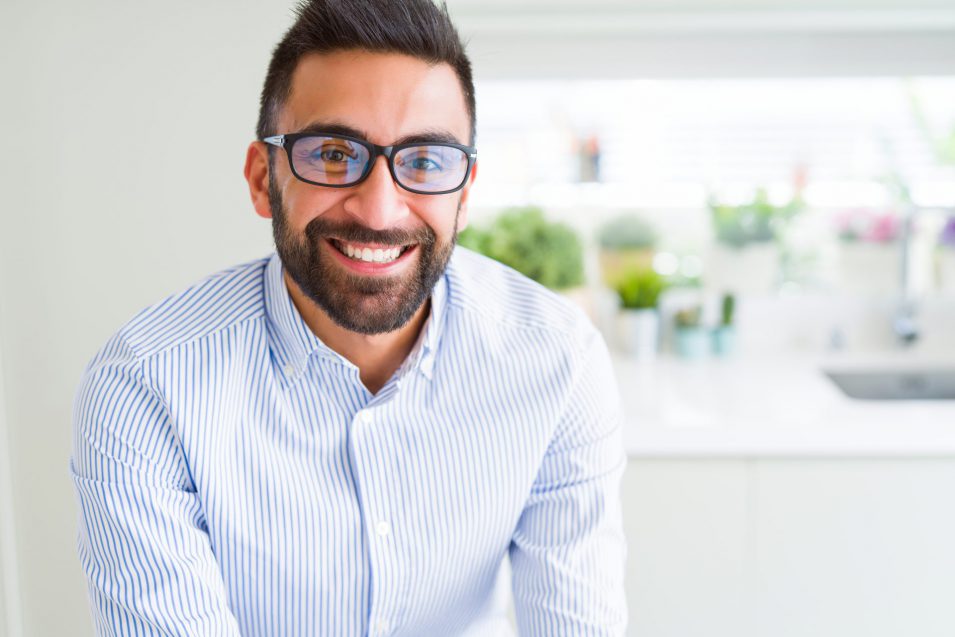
left=257, top=0, right=475, bottom=144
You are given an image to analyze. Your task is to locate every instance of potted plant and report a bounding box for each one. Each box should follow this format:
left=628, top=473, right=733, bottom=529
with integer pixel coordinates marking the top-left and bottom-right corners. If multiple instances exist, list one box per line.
left=711, top=292, right=736, bottom=357
left=707, top=187, right=804, bottom=296
left=613, top=267, right=668, bottom=359
left=673, top=305, right=709, bottom=359
left=710, top=188, right=790, bottom=248
left=834, top=207, right=902, bottom=296
left=596, top=213, right=658, bottom=287
left=457, top=206, right=590, bottom=314
left=457, top=206, right=585, bottom=291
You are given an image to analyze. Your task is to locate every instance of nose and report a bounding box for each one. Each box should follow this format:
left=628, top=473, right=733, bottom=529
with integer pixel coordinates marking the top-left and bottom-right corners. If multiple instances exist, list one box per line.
left=341, top=156, right=410, bottom=231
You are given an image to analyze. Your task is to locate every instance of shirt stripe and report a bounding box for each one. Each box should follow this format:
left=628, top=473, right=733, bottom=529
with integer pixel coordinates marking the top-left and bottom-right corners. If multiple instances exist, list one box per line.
left=71, top=247, right=627, bottom=636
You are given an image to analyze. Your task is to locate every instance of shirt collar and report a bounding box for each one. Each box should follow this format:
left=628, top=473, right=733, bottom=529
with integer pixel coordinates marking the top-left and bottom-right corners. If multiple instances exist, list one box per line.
left=399, top=263, right=447, bottom=381
left=263, top=252, right=447, bottom=382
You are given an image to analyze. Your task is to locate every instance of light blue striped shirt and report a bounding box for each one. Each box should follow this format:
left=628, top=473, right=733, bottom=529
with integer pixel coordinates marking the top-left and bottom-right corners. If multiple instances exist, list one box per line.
left=71, top=248, right=627, bottom=636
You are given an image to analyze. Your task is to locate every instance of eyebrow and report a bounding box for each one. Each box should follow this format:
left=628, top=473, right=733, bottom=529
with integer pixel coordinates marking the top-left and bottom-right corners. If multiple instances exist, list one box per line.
left=295, top=120, right=465, bottom=146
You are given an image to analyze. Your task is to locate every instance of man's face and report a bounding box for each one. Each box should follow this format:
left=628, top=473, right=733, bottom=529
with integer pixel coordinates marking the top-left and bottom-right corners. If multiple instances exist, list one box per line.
left=265, top=50, right=475, bottom=335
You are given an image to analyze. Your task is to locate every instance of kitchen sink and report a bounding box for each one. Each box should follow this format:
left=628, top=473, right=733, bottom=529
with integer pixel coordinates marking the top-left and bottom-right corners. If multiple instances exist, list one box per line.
left=824, top=368, right=955, bottom=400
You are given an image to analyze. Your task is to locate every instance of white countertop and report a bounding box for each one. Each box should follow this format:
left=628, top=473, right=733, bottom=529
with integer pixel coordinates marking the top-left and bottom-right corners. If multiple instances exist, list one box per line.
left=614, top=352, right=955, bottom=457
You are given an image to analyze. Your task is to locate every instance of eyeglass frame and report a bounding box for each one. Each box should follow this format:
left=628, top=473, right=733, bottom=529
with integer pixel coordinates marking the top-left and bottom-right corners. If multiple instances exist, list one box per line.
left=262, top=131, right=478, bottom=196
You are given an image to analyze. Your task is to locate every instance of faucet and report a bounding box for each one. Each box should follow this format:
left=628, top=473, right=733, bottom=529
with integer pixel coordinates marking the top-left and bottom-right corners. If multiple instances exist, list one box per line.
left=893, top=205, right=955, bottom=347
left=893, top=204, right=920, bottom=347
left=892, top=205, right=919, bottom=347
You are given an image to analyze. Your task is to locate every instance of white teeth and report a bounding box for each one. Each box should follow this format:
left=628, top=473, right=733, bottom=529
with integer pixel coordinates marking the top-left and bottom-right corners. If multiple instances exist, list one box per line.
left=337, top=241, right=404, bottom=263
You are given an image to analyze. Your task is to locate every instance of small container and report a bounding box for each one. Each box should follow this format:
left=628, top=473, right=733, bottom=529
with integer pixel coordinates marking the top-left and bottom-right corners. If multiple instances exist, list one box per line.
left=675, top=326, right=710, bottom=359
left=619, top=308, right=660, bottom=360
left=711, top=325, right=736, bottom=357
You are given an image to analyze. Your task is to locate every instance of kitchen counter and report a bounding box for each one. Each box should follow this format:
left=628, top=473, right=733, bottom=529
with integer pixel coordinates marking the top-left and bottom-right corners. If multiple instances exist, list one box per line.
left=614, top=352, right=955, bottom=457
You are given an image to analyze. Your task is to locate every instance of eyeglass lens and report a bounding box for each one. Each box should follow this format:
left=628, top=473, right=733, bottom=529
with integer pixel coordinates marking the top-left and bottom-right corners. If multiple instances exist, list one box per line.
left=289, top=135, right=469, bottom=193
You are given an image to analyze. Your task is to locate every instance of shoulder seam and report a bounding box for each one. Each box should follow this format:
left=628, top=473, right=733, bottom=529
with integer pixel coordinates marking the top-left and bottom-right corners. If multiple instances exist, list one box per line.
left=446, top=247, right=592, bottom=337
left=116, top=256, right=270, bottom=362
left=119, top=311, right=265, bottom=364
left=446, top=293, right=591, bottom=339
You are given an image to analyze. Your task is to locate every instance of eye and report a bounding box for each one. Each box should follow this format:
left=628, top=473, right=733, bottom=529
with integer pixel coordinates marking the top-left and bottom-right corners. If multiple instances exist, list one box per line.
left=410, top=157, right=441, bottom=171
left=399, top=152, right=444, bottom=173
left=313, top=146, right=356, bottom=163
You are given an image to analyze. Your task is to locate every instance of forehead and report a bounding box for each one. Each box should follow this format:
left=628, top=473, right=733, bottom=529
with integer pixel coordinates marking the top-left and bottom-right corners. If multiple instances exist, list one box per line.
left=281, top=50, right=470, bottom=144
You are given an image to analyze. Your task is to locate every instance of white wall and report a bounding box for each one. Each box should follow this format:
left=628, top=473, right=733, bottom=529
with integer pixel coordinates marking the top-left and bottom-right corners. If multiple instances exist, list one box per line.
left=0, top=2, right=287, bottom=634
left=0, top=342, right=23, bottom=637
left=2, top=1, right=954, bottom=635
left=448, top=1, right=955, bottom=78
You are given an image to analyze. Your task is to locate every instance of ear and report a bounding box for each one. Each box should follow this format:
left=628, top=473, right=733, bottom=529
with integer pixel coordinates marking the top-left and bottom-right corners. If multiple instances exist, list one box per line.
left=455, top=160, right=478, bottom=233
left=244, top=141, right=273, bottom=220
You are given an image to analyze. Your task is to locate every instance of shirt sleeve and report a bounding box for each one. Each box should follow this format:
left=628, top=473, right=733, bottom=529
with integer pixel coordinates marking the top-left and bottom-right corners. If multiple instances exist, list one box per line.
left=509, top=324, right=628, bottom=636
left=70, top=334, right=242, bottom=636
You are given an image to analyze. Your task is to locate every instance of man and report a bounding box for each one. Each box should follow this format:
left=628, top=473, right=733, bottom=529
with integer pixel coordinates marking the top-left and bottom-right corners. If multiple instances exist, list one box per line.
left=71, top=1, right=627, bottom=635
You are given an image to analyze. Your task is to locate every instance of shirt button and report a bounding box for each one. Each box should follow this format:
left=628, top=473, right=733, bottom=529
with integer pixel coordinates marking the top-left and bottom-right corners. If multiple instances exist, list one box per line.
left=284, top=363, right=295, bottom=377
left=375, top=520, right=391, bottom=537
left=359, top=410, right=373, bottom=425
left=374, top=619, right=390, bottom=634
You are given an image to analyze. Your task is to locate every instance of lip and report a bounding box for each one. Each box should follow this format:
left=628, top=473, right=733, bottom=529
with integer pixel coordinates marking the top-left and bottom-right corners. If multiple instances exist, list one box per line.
left=324, top=238, right=417, bottom=275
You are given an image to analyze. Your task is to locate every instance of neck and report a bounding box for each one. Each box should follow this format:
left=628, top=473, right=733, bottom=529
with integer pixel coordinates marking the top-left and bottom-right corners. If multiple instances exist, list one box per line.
left=283, top=271, right=429, bottom=394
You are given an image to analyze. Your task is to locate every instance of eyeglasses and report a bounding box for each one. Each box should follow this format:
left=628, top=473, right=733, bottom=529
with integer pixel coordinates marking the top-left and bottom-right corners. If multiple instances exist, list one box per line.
left=263, top=132, right=477, bottom=195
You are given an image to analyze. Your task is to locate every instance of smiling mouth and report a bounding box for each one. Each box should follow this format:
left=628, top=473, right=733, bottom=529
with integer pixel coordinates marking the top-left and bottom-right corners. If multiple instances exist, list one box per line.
left=329, top=238, right=415, bottom=264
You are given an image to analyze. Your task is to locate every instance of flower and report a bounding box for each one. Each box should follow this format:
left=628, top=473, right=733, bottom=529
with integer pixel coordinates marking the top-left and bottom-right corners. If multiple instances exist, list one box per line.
left=940, top=216, right=955, bottom=248
left=836, top=208, right=900, bottom=244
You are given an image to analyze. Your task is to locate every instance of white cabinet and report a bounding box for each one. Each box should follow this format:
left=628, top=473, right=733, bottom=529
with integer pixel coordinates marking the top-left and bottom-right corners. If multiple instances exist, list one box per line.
left=621, top=458, right=955, bottom=637
left=622, top=460, right=750, bottom=637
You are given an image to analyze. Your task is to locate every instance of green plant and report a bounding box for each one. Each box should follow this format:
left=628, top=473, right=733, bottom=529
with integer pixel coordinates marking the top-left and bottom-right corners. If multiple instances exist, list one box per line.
left=674, top=306, right=703, bottom=329
left=614, top=268, right=668, bottom=310
left=459, top=206, right=585, bottom=290
left=597, top=213, right=658, bottom=251
left=709, top=188, right=804, bottom=249
left=456, top=225, right=491, bottom=255
left=720, top=292, right=736, bottom=327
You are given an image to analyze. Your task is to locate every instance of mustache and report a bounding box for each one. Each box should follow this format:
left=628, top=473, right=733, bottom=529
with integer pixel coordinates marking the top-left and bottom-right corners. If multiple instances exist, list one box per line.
left=304, top=217, right=436, bottom=247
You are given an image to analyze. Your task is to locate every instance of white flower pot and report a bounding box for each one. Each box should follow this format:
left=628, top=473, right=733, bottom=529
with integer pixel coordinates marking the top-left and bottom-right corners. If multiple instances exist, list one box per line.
left=837, top=242, right=898, bottom=297
left=704, top=243, right=779, bottom=297
left=617, top=308, right=660, bottom=360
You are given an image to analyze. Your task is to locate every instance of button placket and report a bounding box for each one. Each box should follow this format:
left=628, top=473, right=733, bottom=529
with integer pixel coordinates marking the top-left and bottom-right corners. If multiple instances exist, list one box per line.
left=352, top=404, right=405, bottom=636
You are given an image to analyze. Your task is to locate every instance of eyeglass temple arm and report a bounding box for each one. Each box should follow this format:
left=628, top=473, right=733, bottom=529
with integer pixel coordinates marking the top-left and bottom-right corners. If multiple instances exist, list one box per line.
left=262, top=135, right=285, bottom=148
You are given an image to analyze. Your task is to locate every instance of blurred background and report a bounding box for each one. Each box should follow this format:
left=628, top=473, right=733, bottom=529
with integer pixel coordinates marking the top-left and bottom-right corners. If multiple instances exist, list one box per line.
left=2, top=0, right=955, bottom=635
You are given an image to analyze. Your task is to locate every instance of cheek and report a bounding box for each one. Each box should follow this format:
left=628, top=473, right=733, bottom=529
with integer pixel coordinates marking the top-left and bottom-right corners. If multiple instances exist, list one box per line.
left=415, top=200, right=459, bottom=240
left=283, top=188, right=346, bottom=231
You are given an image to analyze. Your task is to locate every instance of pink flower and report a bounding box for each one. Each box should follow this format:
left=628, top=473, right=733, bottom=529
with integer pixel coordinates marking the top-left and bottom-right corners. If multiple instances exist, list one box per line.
left=836, top=208, right=899, bottom=243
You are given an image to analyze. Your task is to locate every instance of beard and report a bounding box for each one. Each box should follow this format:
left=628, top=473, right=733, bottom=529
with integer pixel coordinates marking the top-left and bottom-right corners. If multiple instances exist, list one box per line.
left=269, top=173, right=458, bottom=335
